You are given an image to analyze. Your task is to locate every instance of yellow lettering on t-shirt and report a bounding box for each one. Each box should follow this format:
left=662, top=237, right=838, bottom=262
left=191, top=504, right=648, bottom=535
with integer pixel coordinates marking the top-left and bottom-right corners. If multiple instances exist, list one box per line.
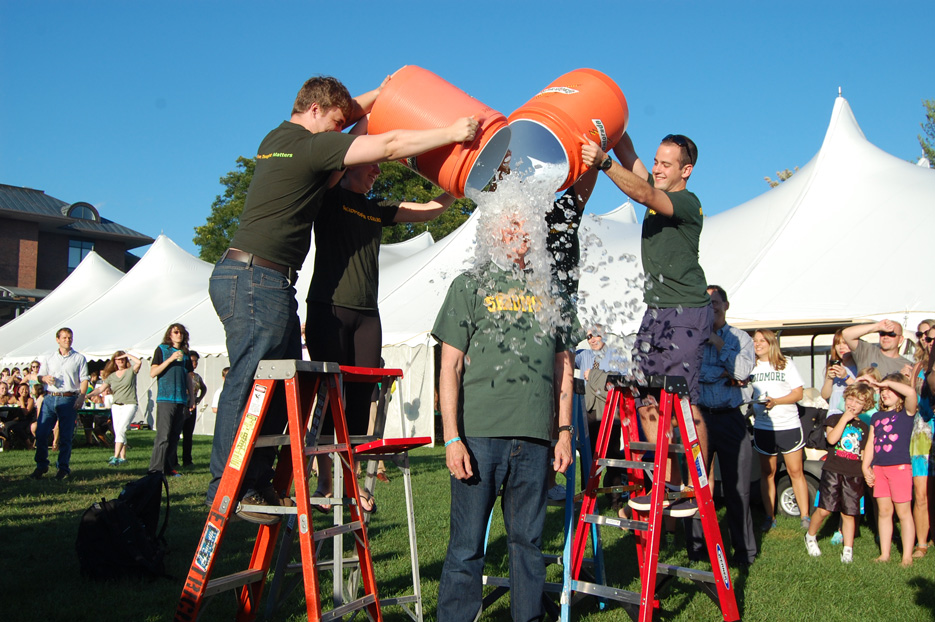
left=256, top=152, right=294, bottom=160
left=484, top=291, right=540, bottom=314
left=342, top=205, right=382, bottom=223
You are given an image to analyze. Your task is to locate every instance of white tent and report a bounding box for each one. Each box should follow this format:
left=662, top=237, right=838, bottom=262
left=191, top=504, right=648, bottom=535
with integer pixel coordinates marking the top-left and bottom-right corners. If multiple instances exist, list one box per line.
left=701, top=95, right=935, bottom=328
left=0, top=251, right=125, bottom=357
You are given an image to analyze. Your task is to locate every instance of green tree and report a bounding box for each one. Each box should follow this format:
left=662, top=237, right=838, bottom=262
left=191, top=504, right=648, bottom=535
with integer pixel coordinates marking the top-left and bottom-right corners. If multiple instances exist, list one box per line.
left=919, top=98, right=935, bottom=163
left=369, top=162, right=475, bottom=244
left=764, top=167, right=798, bottom=188
left=193, top=156, right=255, bottom=263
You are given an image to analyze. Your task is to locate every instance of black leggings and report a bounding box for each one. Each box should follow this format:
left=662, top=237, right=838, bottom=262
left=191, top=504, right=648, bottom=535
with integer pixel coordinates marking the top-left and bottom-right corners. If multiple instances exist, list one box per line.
left=306, top=303, right=381, bottom=436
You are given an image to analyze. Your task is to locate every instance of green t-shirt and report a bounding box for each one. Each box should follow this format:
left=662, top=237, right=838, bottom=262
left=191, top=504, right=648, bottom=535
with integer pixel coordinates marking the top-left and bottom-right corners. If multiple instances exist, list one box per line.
left=640, top=180, right=709, bottom=308
left=307, top=186, right=400, bottom=310
left=103, top=368, right=137, bottom=405
left=432, top=264, right=570, bottom=441
left=230, top=122, right=357, bottom=269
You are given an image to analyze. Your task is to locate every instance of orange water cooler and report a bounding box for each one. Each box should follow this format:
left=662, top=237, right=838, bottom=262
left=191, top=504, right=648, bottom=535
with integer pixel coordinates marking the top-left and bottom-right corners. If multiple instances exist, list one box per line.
left=368, top=65, right=511, bottom=198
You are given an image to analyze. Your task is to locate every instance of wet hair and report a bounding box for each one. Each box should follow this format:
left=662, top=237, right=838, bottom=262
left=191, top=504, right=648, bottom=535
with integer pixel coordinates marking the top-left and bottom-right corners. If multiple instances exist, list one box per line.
left=842, top=383, right=875, bottom=413
left=706, top=284, right=728, bottom=303
left=755, top=329, right=786, bottom=371
left=162, top=323, right=190, bottom=352
left=880, top=372, right=910, bottom=412
left=292, top=76, right=353, bottom=119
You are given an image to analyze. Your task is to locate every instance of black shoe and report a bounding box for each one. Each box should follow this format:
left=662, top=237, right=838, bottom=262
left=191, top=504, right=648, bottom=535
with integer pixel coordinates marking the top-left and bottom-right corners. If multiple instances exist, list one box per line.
left=30, top=466, right=49, bottom=480
left=55, top=469, right=69, bottom=481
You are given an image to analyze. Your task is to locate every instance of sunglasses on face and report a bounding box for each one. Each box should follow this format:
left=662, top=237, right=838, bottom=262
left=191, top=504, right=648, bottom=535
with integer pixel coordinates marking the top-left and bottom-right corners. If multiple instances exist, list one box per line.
left=923, top=335, right=935, bottom=344
left=878, top=331, right=898, bottom=338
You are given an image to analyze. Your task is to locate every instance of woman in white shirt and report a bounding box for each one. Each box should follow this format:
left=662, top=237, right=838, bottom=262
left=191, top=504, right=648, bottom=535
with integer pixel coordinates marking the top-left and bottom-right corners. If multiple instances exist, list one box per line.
left=750, top=329, right=807, bottom=531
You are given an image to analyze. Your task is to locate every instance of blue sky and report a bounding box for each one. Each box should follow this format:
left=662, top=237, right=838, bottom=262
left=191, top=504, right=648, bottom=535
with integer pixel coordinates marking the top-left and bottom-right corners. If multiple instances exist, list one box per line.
left=2, top=1, right=932, bottom=258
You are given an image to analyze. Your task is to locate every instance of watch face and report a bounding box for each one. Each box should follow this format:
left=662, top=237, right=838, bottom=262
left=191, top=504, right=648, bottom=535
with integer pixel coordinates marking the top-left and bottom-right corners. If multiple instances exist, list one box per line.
left=600, top=156, right=612, bottom=171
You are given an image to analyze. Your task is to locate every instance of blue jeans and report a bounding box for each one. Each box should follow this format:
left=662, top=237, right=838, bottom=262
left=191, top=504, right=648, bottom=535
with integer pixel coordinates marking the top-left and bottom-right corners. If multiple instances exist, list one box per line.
left=206, top=256, right=301, bottom=505
left=436, top=436, right=550, bottom=622
left=34, top=395, right=79, bottom=473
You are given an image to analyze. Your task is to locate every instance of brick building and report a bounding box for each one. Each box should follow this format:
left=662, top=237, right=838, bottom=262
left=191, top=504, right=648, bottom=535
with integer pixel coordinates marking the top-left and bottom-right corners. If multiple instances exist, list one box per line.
left=0, top=183, right=153, bottom=326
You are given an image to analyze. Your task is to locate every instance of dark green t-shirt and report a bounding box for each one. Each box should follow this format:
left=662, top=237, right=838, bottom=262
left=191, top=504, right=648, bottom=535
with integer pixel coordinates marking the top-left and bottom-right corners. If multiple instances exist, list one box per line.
left=229, top=122, right=357, bottom=269
left=306, top=186, right=400, bottom=310
left=432, top=264, right=570, bottom=441
left=640, top=179, right=708, bottom=308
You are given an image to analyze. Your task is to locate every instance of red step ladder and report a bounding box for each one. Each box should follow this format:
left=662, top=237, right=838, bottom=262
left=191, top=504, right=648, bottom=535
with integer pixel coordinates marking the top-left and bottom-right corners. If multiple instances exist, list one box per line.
left=174, top=359, right=382, bottom=622
left=570, top=374, right=739, bottom=622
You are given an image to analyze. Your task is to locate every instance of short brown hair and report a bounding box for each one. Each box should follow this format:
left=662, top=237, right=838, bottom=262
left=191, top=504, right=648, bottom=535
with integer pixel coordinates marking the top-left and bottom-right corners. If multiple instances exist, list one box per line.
left=292, top=76, right=353, bottom=118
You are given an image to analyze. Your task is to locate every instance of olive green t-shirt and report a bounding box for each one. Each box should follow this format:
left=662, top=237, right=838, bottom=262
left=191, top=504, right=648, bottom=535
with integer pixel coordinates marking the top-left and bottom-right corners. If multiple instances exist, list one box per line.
left=432, top=264, right=570, bottom=441
left=103, top=369, right=137, bottom=405
left=229, top=122, right=357, bottom=269
left=307, top=186, right=400, bottom=310
left=640, top=179, right=709, bottom=308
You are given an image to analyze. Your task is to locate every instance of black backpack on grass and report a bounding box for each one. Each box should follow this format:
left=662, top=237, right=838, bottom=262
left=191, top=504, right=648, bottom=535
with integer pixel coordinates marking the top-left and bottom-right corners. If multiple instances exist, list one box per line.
left=76, top=471, right=170, bottom=580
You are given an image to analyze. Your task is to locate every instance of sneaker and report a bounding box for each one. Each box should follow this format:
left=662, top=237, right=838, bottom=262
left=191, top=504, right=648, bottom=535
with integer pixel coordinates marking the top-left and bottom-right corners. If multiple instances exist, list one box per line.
left=547, top=484, right=567, bottom=502
left=804, top=534, right=821, bottom=557
left=55, top=469, right=69, bottom=481
left=107, top=456, right=118, bottom=466
left=761, top=517, right=777, bottom=532
left=841, top=547, right=853, bottom=563
left=666, top=498, right=698, bottom=518
left=830, top=530, right=844, bottom=546
left=167, top=470, right=183, bottom=478
left=801, top=516, right=811, bottom=530
left=628, top=494, right=670, bottom=513
left=30, top=466, right=49, bottom=480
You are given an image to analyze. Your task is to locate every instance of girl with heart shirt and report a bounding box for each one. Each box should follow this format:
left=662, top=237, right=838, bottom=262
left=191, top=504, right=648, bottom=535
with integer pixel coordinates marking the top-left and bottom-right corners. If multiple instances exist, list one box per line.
left=861, top=372, right=918, bottom=566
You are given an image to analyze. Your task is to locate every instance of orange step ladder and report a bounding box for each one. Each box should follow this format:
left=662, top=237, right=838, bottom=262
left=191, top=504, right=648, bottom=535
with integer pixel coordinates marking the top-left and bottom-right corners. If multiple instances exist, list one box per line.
left=569, top=374, right=739, bottom=622
left=174, top=359, right=382, bottom=622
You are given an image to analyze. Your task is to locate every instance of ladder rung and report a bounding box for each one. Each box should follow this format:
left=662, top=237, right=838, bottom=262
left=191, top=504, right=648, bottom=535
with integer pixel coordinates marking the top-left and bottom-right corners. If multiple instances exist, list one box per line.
left=284, top=557, right=360, bottom=574
left=381, top=595, right=420, bottom=606
left=305, top=443, right=350, bottom=456
left=238, top=502, right=297, bottom=516
left=584, top=513, right=649, bottom=532
left=657, top=563, right=716, bottom=584
left=598, top=458, right=654, bottom=470
left=256, top=434, right=291, bottom=447
left=629, top=440, right=686, bottom=454
left=204, top=569, right=265, bottom=598
left=568, top=579, right=642, bottom=605
left=313, top=520, right=364, bottom=541
left=320, top=594, right=377, bottom=622
left=593, top=484, right=641, bottom=495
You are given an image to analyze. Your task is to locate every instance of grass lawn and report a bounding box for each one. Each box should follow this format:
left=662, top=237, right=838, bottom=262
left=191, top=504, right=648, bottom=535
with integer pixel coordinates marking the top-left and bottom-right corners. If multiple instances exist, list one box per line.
left=3, top=430, right=935, bottom=621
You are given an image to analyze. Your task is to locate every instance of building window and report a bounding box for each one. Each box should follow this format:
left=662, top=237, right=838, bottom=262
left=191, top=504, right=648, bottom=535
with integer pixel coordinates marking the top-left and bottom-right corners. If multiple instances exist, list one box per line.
left=68, top=239, right=95, bottom=273
left=67, top=202, right=99, bottom=221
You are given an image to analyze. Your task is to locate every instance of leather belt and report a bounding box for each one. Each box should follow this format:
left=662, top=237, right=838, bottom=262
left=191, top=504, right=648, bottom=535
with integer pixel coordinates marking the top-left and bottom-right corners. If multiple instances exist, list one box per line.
left=222, top=248, right=296, bottom=283
left=49, top=391, right=78, bottom=397
left=703, top=406, right=740, bottom=415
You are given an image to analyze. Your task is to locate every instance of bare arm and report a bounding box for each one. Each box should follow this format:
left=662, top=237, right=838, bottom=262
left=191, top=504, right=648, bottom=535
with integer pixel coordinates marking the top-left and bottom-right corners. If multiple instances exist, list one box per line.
left=764, top=386, right=803, bottom=410
left=126, top=353, right=142, bottom=374
left=343, top=117, right=478, bottom=168
left=345, top=74, right=392, bottom=126
left=394, top=194, right=456, bottom=223
left=440, top=342, right=472, bottom=480
left=581, top=135, right=676, bottom=217
left=842, top=321, right=886, bottom=352
left=553, top=350, right=574, bottom=474
left=150, top=350, right=182, bottom=378
left=862, top=426, right=876, bottom=486
left=825, top=410, right=857, bottom=446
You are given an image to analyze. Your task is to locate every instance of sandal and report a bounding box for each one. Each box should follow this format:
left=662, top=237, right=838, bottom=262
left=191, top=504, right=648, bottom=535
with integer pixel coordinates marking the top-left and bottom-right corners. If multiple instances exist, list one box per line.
left=311, top=489, right=333, bottom=514
left=912, top=545, right=929, bottom=559
left=358, top=490, right=377, bottom=515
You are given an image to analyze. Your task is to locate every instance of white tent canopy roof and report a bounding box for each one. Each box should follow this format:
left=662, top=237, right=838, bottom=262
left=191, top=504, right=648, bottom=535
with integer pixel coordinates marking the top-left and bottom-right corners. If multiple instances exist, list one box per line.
left=0, top=251, right=125, bottom=358
left=702, top=96, right=935, bottom=327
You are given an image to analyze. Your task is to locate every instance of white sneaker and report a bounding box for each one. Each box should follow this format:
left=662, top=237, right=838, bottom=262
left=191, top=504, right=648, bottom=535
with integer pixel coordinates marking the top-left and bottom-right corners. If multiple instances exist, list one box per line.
left=841, top=547, right=853, bottom=563
left=804, top=534, right=821, bottom=557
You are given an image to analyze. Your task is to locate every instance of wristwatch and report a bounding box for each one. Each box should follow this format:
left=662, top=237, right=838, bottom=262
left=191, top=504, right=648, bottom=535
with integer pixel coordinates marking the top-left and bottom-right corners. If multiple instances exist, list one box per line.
left=599, top=155, right=613, bottom=171
left=558, top=425, right=575, bottom=436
